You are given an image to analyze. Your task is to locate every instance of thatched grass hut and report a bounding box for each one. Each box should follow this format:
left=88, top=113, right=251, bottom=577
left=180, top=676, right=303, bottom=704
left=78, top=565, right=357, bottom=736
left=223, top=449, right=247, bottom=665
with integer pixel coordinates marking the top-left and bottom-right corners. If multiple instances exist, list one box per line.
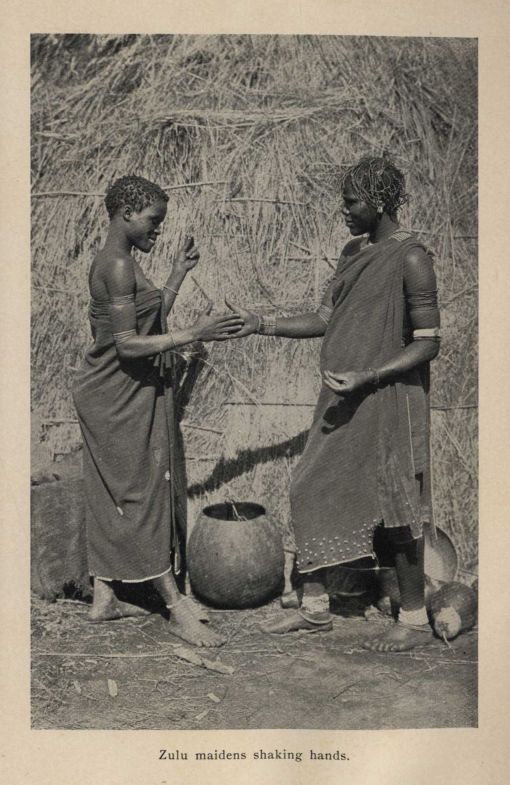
left=31, top=34, right=478, bottom=572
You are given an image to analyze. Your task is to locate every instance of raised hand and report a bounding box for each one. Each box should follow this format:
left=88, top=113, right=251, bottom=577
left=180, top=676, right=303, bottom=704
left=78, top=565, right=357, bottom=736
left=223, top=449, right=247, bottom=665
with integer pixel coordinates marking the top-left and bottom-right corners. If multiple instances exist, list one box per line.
left=191, top=303, right=245, bottom=343
left=174, top=234, right=200, bottom=275
left=224, top=298, right=259, bottom=337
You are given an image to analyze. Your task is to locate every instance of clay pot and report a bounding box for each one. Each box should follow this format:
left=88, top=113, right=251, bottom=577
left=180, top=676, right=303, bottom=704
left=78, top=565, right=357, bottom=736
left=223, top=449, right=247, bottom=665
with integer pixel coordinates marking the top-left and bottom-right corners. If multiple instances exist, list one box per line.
left=188, top=502, right=284, bottom=609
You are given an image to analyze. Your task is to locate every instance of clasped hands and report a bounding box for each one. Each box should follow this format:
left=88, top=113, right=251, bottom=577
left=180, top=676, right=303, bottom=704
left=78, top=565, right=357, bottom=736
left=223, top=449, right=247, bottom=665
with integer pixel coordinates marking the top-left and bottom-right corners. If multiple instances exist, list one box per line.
left=171, top=238, right=259, bottom=343
left=192, top=298, right=260, bottom=343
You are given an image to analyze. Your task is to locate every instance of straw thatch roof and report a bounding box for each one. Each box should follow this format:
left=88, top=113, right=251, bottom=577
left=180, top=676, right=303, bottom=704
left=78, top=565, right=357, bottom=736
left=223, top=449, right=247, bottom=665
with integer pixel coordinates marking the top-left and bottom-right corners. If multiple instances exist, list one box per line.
left=31, top=34, right=478, bottom=570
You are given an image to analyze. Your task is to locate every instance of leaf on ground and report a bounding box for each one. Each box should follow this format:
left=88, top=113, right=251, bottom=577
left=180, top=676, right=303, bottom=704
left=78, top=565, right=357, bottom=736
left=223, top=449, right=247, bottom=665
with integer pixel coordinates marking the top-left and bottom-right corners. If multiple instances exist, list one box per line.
left=202, top=657, right=234, bottom=675
left=174, top=645, right=234, bottom=675
left=107, top=678, right=118, bottom=697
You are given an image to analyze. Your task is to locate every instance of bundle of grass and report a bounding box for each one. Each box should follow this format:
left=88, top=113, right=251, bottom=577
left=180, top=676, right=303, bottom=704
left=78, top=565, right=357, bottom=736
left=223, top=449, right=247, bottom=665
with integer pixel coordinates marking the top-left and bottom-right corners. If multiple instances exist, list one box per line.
left=31, top=34, right=478, bottom=575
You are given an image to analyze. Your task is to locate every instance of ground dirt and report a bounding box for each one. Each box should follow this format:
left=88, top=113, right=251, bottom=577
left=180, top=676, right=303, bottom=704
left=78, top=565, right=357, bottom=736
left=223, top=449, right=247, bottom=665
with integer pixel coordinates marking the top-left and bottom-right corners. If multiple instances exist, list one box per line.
left=31, top=592, right=477, bottom=730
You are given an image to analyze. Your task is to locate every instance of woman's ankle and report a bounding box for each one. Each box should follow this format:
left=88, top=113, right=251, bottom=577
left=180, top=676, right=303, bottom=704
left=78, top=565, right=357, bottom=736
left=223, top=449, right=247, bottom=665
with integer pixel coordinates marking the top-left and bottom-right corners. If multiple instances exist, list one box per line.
left=399, top=606, right=428, bottom=626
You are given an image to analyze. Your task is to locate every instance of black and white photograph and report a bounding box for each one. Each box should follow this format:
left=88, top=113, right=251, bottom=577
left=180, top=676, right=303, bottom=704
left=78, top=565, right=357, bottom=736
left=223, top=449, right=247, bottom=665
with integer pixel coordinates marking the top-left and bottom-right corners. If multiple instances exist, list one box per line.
left=29, top=32, right=478, bottom=732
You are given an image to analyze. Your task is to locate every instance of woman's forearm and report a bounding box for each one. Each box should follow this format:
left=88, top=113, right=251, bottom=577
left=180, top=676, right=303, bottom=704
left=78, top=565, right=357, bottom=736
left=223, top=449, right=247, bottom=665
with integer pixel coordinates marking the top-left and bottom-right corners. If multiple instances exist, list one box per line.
left=271, top=312, right=327, bottom=338
left=161, top=268, right=187, bottom=319
left=376, top=340, right=440, bottom=383
left=115, top=326, right=196, bottom=360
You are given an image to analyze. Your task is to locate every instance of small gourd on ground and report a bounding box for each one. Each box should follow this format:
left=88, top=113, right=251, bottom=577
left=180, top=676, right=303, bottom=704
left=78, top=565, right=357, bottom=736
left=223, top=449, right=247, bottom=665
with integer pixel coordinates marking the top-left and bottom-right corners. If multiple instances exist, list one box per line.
left=428, top=581, right=477, bottom=640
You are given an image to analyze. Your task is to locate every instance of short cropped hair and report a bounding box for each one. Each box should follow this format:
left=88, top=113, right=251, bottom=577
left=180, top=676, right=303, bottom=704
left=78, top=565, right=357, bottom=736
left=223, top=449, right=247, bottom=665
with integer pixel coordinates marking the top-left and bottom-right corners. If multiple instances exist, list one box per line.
left=104, top=175, right=168, bottom=219
left=342, top=157, right=408, bottom=215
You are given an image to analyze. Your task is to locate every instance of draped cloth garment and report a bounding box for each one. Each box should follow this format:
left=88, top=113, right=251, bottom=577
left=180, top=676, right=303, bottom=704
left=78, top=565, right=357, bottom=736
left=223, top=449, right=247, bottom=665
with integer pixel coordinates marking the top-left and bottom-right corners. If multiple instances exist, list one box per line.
left=72, top=288, right=187, bottom=582
left=291, top=233, right=433, bottom=573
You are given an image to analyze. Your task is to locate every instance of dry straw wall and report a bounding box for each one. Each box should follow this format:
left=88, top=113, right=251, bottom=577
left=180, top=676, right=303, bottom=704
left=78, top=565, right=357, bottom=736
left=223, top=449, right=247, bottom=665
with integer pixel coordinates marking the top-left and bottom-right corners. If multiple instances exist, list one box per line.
left=31, top=34, right=478, bottom=571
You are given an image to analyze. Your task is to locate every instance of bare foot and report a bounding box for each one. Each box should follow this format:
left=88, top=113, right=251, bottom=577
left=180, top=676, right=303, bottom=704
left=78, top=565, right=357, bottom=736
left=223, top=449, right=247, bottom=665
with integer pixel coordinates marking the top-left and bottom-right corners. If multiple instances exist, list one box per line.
left=168, top=602, right=224, bottom=648
left=363, top=622, right=433, bottom=652
left=183, top=595, right=210, bottom=623
left=261, top=610, right=332, bottom=635
left=375, top=595, right=394, bottom=616
left=89, top=599, right=151, bottom=623
left=364, top=604, right=386, bottom=621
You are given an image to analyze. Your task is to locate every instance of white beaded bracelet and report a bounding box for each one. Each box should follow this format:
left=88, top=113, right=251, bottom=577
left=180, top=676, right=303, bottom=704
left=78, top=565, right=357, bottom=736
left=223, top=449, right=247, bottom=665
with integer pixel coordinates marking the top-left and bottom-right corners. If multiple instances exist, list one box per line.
left=259, top=315, right=277, bottom=335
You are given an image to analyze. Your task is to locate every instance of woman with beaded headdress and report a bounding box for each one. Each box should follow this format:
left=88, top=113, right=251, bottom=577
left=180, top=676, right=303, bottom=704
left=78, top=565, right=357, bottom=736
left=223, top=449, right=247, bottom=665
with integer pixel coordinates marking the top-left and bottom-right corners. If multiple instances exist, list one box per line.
left=227, top=156, right=441, bottom=651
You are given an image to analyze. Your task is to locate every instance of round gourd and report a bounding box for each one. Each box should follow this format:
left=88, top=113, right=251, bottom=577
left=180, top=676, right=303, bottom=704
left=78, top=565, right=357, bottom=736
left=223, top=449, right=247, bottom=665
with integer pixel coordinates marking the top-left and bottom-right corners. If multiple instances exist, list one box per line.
left=188, top=502, right=284, bottom=609
left=429, top=581, right=477, bottom=640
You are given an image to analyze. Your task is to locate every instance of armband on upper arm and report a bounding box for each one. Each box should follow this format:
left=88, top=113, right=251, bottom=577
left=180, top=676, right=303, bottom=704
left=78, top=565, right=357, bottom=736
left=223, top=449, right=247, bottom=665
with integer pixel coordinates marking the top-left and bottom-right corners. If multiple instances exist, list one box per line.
left=110, top=292, right=136, bottom=338
left=412, top=327, right=441, bottom=341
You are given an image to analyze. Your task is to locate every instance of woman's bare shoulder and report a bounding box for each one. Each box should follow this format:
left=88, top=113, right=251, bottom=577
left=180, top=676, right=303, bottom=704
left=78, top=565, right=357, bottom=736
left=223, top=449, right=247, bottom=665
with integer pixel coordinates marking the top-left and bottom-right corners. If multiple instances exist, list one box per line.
left=89, top=250, right=135, bottom=299
left=402, top=244, right=436, bottom=291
